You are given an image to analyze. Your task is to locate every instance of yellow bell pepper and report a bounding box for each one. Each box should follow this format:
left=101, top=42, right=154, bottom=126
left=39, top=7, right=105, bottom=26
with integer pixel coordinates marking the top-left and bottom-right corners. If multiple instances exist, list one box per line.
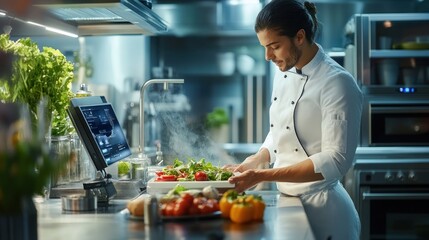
left=219, top=189, right=238, bottom=218
left=230, top=200, right=255, bottom=224
left=246, top=194, right=266, bottom=221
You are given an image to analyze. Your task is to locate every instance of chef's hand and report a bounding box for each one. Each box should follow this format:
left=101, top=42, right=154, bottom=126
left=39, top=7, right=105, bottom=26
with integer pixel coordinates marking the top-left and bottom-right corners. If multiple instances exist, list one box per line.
left=227, top=149, right=270, bottom=193
left=228, top=169, right=260, bottom=193
left=222, top=155, right=258, bottom=173
left=224, top=148, right=269, bottom=173
left=235, top=154, right=263, bottom=172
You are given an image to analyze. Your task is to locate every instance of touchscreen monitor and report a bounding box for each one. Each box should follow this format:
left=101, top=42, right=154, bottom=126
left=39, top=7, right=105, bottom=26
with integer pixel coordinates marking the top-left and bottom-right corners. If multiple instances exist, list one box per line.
left=74, top=103, right=131, bottom=171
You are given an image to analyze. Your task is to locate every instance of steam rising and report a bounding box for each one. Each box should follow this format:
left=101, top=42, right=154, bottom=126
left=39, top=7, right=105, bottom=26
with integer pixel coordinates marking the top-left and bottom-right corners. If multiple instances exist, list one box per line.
left=157, top=110, right=235, bottom=166
left=151, top=91, right=235, bottom=166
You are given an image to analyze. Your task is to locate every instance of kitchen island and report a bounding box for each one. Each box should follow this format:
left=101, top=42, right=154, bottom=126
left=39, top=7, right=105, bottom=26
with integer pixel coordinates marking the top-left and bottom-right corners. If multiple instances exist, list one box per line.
left=36, top=191, right=315, bottom=240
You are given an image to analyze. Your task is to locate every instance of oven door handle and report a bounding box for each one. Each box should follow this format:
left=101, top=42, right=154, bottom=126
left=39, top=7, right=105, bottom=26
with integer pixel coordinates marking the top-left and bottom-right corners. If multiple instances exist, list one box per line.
left=362, top=192, right=429, bottom=200
left=371, top=106, right=429, bottom=114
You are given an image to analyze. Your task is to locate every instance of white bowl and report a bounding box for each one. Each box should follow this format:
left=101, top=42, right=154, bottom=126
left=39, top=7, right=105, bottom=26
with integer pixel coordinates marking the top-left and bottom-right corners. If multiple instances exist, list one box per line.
left=237, top=54, right=255, bottom=75
left=217, top=52, right=235, bottom=76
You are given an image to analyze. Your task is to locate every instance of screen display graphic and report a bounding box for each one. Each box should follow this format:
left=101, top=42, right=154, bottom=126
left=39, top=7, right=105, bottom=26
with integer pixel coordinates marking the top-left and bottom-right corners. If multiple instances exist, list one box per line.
left=79, top=104, right=131, bottom=166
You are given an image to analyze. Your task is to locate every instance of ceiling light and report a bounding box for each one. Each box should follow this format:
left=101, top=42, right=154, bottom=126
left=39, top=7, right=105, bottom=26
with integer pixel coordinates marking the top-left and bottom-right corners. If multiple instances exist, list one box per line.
left=27, top=21, right=44, bottom=27
left=45, top=26, right=78, bottom=38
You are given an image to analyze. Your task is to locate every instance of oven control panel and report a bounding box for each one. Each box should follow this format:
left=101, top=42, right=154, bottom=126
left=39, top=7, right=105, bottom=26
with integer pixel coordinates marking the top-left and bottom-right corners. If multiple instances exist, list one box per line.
left=359, top=170, right=429, bottom=185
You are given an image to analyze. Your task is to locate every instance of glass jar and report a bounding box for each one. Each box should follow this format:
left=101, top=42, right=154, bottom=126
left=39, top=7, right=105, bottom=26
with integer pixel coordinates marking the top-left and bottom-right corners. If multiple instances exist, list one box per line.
left=70, top=134, right=96, bottom=182
left=129, top=153, right=150, bottom=184
left=49, top=135, right=71, bottom=186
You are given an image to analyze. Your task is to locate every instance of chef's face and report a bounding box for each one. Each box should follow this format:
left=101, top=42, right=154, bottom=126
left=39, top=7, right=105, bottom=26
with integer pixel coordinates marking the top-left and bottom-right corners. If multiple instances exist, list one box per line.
left=257, top=28, right=302, bottom=72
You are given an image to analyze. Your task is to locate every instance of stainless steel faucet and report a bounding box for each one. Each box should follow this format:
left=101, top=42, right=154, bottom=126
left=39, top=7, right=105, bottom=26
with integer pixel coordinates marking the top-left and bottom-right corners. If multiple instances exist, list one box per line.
left=139, top=79, right=185, bottom=154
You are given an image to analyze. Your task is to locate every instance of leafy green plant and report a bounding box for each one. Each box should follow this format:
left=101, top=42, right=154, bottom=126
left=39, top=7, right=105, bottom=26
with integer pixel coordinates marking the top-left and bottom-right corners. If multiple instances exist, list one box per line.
left=205, top=107, right=229, bottom=129
left=0, top=34, right=75, bottom=136
left=0, top=140, right=68, bottom=213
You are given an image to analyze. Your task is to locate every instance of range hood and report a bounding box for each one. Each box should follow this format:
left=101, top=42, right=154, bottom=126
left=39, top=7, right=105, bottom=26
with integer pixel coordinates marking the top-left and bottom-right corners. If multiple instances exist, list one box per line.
left=152, top=1, right=261, bottom=37
left=34, top=0, right=168, bottom=36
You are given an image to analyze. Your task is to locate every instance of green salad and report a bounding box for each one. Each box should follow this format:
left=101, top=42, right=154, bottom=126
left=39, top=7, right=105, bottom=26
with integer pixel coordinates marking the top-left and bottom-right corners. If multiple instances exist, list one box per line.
left=155, top=158, right=233, bottom=181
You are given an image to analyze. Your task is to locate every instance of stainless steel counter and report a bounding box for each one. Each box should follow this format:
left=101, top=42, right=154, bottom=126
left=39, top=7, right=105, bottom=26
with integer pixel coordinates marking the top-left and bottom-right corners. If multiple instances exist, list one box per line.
left=35, top=191, right=315, bottom=240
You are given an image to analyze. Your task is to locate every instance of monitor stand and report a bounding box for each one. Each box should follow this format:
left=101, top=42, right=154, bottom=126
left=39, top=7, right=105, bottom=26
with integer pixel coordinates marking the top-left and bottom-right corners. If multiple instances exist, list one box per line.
left=83, top=175, right=117, bottom=207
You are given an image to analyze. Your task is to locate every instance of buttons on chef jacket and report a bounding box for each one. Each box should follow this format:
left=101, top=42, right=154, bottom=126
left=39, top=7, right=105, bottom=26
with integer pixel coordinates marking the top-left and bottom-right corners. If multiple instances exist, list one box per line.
left=284, top=75, right=287, bottom=78
left=291, top=101, right=295, bottom=105
left=274, top=97, right=277, bottom=101
left=294, top=148, right=299, bottom=152
left=286, top=126, right=290, bottom=130
left=274, top=150, right=277, bottom=153
left=271, top=124, right=274, bottom=127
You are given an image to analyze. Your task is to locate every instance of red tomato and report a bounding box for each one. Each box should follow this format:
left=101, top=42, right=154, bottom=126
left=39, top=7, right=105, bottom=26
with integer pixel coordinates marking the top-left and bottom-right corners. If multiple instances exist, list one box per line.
left=194, top=171, right=208, bottom=181
left=188, top=203, right=200, bottom=215
left=165, top=202, right=175, bottom=216
left=156, top=174, right=177, bottom=181
left=161, top=203, right=168, bottom=216
left=155, top=171, right=164, bottom=176
left=173, top=199, right=189, bottom=216
left=207, top=199, right=220, bottom=212
left=180, top=193, right=194, bottom=207
left=198, top=202, right=215, bottom=214
left=190, top=197, right=206, bottom=215
left=193, top=196, right=207, bottom=206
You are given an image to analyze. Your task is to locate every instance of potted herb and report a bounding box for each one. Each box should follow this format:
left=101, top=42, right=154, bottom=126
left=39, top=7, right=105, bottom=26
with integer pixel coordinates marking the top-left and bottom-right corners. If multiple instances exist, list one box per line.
left=205, top=107, right=230, bottom=143
left=0, top=102, right=68, bottom=240
left=0, top=34, right=75, bottom=137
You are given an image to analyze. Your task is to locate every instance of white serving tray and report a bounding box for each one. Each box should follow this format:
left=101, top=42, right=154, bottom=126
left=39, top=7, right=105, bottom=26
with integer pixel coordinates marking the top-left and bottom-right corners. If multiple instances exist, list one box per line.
left=146, top=178, right=234, bottom=194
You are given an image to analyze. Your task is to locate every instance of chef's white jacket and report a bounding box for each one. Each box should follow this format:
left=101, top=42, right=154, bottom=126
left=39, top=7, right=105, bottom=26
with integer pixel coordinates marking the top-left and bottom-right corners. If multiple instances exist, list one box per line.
left=261, top=45, right=362, bottom=239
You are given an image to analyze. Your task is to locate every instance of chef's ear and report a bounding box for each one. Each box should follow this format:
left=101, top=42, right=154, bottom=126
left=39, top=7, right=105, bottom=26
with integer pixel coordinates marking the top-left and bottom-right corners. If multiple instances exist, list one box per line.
left=294, top=29, right=306, bottom=45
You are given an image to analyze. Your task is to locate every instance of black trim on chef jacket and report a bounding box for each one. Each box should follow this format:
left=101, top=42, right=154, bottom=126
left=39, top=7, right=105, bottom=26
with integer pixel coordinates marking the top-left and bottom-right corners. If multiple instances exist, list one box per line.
left=290, top=71, right=310, bottom=157
left=271, top=72, right=309, bottom=156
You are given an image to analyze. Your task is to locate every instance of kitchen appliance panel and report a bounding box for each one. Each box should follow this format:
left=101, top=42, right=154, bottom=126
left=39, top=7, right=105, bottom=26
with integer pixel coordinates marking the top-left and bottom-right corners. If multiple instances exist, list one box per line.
left=361, top=94, right=429, bottom=147
left=345, top=149, right=429, bottom=240
left=369, top=103, right=429, bottom=146
left=357, top=168, right=429, bottom=240
left=354, top=13, right=429, bottom=95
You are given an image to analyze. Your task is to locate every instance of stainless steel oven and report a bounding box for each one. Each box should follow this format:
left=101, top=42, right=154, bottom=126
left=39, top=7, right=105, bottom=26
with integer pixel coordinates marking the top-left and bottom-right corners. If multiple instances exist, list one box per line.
left=361, top=95, right=429, bottom=147
left=359, top=167, right=429, bottom=239
left=348, top=152, right=429, bottom=240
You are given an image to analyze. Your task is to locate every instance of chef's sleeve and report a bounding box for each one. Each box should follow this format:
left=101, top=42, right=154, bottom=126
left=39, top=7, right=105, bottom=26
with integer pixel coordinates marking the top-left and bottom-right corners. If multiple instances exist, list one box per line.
left=310, top=73, right=363, bottom=180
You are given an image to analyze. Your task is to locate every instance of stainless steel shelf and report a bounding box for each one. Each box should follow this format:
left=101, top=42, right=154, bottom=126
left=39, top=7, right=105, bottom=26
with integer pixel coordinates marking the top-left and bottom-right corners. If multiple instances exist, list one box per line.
left=364, top=13, right=429, bottom=21
left=370, top=50, right=429, bottom=58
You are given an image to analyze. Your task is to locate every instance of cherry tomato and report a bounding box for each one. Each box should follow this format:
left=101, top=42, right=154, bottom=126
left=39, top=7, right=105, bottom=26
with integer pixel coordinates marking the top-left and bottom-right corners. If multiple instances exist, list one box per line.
left=198, top=203, right=214, bottom=214
left=165, top=202, right=175, bottom=216
left=207, top=199, right=220, bottom=212
left=193, top=196, right=207, bottom=206
left=156, top=174, right=177, bottom=181
left=194, top=171, right=208, bottom=181
left=191, top=197, right=207, bottom=215
left=188, top=203, right=200, bottom=215
left=173, top=200, right=189, bottom=216
left=180, top=193, right=194, bottom=207
left=161, top=203, right=168, bottom=216
left=155, top=171, right=165, bottom=176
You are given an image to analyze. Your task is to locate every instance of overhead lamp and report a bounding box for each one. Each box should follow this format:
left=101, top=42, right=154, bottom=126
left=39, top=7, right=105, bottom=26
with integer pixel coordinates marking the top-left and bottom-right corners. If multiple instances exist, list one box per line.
left=45, top=26, right=78, bottom=38
left=0, top=9, right=78, bottom=38
left=27, top=21, right=44, bottom=27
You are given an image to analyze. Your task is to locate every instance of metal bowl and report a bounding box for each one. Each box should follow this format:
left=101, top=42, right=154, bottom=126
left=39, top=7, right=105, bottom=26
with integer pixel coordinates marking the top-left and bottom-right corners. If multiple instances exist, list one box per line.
left=61, top=195, right=97, bottom=212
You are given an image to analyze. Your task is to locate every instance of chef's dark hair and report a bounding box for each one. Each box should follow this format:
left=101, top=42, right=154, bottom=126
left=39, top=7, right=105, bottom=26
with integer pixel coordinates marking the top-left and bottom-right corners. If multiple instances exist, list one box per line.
left=255, top=0, right=318, bottom=43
